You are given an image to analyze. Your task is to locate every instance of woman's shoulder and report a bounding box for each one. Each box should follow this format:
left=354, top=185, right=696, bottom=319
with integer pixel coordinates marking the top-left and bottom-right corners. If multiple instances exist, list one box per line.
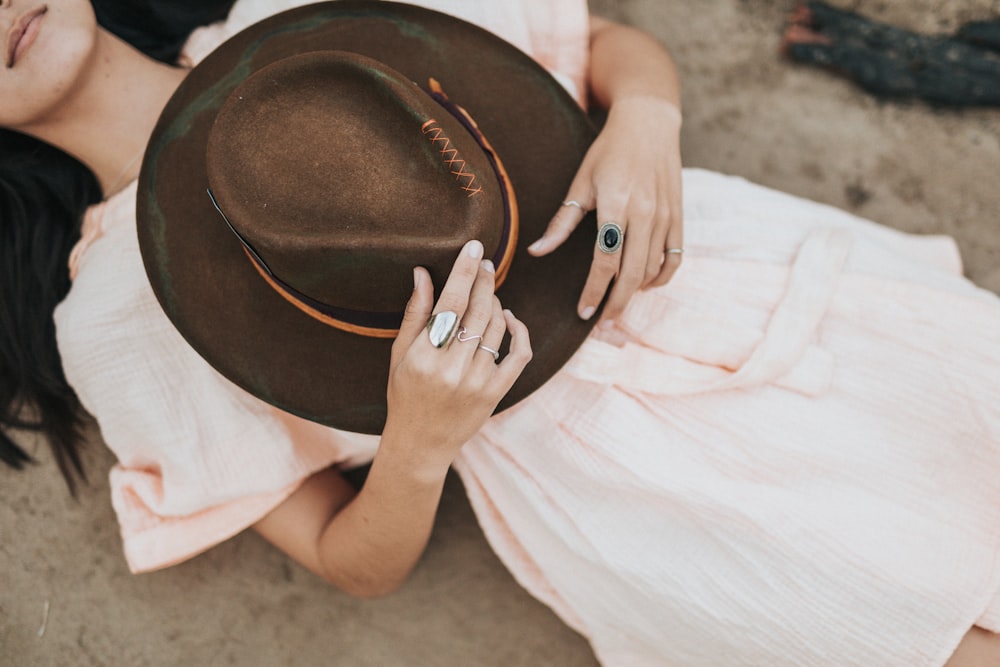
left=56, top=183, right=156, bottom=349
left=54, top=182, right=212, bottom=424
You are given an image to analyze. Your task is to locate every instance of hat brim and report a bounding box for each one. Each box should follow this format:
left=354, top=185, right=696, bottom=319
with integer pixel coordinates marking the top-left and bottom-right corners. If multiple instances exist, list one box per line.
left=138, top=0, right=599, bottom=434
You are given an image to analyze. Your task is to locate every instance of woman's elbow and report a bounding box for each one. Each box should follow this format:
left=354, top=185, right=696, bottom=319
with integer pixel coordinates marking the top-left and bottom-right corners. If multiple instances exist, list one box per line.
left=321, top=567, right=411, bottom=600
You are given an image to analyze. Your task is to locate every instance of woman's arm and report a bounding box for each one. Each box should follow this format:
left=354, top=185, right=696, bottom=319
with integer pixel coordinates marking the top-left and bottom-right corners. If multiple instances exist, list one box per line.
left=255, top=241, right=532, bottom=598
left=588, top=16, right=681, bottom=110
left=252, top=454, right=446, bottom=599
left=529, top=16, right=684, bottom=325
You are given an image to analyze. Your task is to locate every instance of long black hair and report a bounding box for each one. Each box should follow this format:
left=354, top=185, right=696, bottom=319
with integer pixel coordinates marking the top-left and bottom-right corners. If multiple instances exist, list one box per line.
left=0, top=0, right=235, bottom=492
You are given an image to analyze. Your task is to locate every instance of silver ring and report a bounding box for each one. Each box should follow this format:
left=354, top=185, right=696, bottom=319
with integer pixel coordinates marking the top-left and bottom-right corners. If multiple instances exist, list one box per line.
left=666, top=247, right=685, bottom=254
left=562, top=200, right=587, bottom=211
left=426, top=311, right=460, bottom=348
left=456, top=327, right=483, bottom=344
left=477, top=344, right=501, bottom=363
left=597, top=222, right=624, bottom=254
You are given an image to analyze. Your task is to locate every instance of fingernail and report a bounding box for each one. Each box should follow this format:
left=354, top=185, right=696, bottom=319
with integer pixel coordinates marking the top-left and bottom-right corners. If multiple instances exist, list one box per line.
left=467, top=240, right=483, bottom=258
left=600, top=319, right=616, bottom=330
left=482, top=259, right=495, bottom=273
left=528, top=239, right=545, bottom=253
left=580, top=305, right=596, bottom=320
left=412, top=268, right=422, bottom=289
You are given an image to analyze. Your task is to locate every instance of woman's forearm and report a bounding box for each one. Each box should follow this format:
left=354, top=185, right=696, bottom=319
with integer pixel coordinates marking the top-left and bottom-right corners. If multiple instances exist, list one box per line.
left=255, top=249, right=531, bottom=600
left=588, top=16, right=682, bottom=112
left=253, top=435, right=450, bottom=599
left=314, top=438, right=451, bottom=598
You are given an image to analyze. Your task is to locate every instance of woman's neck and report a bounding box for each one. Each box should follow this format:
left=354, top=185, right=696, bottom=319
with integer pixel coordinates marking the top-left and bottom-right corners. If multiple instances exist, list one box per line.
left=24, top=28, right=188, bottom=199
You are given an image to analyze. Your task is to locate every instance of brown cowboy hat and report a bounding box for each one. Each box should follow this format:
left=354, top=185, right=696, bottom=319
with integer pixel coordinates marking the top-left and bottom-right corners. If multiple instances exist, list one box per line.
left=137, top=0, right=599, bottom=434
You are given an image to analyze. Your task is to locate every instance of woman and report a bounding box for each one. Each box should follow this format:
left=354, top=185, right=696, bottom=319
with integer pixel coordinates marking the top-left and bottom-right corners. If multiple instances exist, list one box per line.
left=0, top=0, right=236, bottom=487
left=2, top=0, right=999, bottom=664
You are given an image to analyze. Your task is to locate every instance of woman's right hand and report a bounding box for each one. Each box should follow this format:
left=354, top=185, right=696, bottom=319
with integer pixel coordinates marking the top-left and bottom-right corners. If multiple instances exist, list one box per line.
left=381, top=240, right=532, bottom=480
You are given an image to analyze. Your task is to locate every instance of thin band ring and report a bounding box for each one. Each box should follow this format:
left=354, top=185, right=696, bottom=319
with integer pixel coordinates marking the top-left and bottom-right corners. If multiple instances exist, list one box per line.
left=666, top=247, right=685, bottom=254
left=562, top=200, right=587, bottom=212
left=456, top=327, right=483, bottom=344
left=477, top=344, right=501, bottom=363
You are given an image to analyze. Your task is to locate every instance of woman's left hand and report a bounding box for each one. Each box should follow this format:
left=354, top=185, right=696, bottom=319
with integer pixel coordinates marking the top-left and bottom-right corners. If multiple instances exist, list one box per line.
left=527, top=96, right=683, bottom=323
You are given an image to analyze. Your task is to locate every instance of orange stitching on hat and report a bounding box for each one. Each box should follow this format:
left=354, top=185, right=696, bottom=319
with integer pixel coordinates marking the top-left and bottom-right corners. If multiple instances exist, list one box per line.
left=428, top=96, right=520, bottom=288
left=421, top=120, right=483, bottom=197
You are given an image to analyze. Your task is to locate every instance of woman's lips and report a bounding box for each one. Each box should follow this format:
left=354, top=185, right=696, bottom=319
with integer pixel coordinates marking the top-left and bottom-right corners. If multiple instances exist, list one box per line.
left=6, top=6, right=48, bottom=69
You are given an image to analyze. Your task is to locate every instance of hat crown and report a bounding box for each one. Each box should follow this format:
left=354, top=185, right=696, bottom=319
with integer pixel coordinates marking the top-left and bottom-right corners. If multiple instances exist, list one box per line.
left=206, top=51, right=504, bottom=313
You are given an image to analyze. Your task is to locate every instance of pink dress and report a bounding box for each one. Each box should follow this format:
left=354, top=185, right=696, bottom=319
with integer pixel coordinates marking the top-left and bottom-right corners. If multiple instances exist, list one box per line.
left=55, top=1, right=1000, bottom=665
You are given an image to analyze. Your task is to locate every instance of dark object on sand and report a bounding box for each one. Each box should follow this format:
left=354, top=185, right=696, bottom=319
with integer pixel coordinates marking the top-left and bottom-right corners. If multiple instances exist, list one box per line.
left=782, top=1, right=1000, bottom=107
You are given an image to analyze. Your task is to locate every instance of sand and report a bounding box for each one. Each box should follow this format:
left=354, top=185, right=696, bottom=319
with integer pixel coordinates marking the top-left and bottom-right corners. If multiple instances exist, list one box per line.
left=3, top=1, right=998, bottom=664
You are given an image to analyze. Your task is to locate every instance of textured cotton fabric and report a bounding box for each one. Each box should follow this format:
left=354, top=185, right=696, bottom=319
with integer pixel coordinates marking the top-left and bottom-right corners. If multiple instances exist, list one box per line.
left=456, top=172, right=1000, bottom=665
left=54, top=1, right=1000, bottom=665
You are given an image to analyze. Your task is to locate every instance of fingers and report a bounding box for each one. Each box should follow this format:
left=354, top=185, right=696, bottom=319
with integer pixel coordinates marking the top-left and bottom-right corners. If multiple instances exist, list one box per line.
left=642, top=207, right=671, bottom=289
left=452, top=258, right=498, bottom=366
left=649, top=223, right=683, bottom=287
left=576, top=218, right=622, bottom=320
left=575, top=178, right=683, bottom=320
left=397, top=239, right=517, bottom=378
left=608, top=189, right=663, bottom=320
left=467, top=297, right=506, bottom=371
left=390, top=266, right=434, bottom=368
left=649, top=187, right=684, bottom=287
left=384, top=242, right=531, bottom=457
left=527, top=177, right=594, bottom=257
left=576, top=187, right=643, bottom=321
left=432, top=240, right=485, bottom=318
left=493, top=309, right=532, bottom=388
left=392, top=239, right=485, bottom=366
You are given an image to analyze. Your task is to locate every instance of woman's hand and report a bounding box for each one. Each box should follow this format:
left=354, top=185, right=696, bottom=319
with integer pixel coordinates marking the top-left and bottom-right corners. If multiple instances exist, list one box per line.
left=527, top=96, right=683, bottom=324
left=255, top=244, right=530, bottom=595
left=527, top=15, right=684, bottom=326
left=255, top=241, right=530, bottom=597
left=382, top=240, right=532, bottom=480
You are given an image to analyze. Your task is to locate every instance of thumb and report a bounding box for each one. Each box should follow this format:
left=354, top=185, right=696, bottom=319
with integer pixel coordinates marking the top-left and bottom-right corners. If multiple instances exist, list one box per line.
left=390, top=267, right=434, bottom=368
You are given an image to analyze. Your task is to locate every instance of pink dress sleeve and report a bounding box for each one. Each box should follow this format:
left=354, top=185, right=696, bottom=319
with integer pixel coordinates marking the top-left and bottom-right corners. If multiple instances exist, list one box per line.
left=55, top=182, right=379, bottom=572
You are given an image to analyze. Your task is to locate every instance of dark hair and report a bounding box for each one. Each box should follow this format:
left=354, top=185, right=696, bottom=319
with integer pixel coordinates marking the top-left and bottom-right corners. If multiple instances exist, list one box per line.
left=0, top=132, right=100, bottom=491
left=92, top=0, right=237, bottom=65
left=0, top=0, right=236, bottom=491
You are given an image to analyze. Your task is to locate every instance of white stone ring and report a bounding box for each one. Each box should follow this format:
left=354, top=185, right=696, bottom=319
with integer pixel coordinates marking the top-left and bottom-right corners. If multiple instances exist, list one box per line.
left=426, top=311, right=460, bottom=348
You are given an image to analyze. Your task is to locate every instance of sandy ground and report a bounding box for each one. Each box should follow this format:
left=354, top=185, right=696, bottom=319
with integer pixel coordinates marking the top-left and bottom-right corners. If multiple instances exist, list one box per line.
left=3, top=1, right=998, bottom=665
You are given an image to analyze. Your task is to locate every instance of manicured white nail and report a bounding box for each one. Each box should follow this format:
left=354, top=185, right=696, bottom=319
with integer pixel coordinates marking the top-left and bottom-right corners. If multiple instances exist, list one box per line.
left=482, top=259, right=495, bottom=273
left=467, top=240, right=484, bottom=258
left=528, top=239, right=545, bottom=253
left=580, top=305, right=596, bottom=320
left=413, top=268, right=421, bottom=289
